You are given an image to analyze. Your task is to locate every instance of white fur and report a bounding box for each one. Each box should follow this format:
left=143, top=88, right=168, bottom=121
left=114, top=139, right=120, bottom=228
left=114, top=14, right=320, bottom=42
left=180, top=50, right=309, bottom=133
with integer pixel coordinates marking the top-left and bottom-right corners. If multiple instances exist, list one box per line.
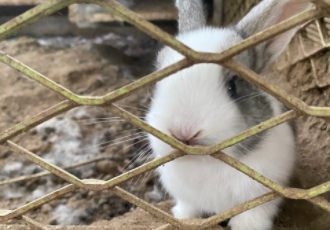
left=145, top=1, right=302, bottom=229
left=146, top=27, right=295, bottom=230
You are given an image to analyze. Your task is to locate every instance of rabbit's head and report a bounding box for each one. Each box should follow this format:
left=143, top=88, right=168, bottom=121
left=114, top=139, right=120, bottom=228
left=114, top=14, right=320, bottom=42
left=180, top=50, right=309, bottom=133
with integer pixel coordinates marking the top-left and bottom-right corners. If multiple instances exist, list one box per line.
left=146, top=0, right=311, bottom=157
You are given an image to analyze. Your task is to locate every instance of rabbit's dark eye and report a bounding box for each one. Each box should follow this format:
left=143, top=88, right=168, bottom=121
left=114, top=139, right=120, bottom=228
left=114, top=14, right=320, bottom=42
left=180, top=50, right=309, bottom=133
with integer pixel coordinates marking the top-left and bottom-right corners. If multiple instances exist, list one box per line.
left=227, top=76, right=238, bottom=98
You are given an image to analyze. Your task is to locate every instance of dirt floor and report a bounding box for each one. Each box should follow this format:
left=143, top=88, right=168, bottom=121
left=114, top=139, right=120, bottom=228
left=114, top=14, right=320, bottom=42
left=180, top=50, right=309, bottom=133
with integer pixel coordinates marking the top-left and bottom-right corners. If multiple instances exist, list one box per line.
left=0, top=35, right=164, bottom=227
left=0, top=33, right=330, bottom=229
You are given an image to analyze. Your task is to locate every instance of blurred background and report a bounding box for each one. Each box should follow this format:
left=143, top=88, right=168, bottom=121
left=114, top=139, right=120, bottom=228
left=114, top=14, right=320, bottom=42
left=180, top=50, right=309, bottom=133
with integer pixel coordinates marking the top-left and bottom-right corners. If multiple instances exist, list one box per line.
left=0, top=0, right=330, bottom=229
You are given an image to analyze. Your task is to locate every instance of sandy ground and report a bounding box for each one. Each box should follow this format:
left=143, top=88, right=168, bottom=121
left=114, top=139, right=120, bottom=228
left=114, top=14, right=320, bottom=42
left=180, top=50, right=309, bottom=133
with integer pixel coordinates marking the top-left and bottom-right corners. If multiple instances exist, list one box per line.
left=0, top=35, right=163, bottom=227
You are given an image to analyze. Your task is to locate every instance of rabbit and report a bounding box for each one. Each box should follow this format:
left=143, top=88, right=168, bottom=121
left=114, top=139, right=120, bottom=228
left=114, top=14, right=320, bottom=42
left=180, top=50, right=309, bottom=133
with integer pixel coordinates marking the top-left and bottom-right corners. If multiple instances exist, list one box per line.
left=145, top=0, right=311, bottom=229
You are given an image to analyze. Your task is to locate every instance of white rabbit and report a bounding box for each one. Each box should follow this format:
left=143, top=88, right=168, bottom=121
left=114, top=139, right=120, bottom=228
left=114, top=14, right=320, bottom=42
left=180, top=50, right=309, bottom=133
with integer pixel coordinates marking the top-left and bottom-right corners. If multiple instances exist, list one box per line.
left=145, top=0, right=311, bottom=229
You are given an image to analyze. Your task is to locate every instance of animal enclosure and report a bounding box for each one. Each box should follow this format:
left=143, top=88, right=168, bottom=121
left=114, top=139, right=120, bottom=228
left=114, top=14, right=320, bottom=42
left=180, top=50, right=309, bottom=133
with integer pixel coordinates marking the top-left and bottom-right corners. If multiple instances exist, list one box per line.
left=0, top=0, right=330, bottom=229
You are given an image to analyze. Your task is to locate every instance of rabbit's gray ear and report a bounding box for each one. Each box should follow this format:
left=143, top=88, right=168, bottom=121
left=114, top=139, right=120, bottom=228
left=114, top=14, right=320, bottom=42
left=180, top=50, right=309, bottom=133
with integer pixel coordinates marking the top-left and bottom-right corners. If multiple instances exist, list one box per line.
left=175, top=0, right=207, bottom=33
left=237, top=0, right=312, bottom=71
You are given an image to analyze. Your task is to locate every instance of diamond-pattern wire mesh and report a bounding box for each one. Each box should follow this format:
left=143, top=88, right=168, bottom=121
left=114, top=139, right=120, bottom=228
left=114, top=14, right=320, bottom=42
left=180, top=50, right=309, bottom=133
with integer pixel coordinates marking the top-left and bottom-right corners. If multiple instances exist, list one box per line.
left=276, top=16, right=330, bottom=72
left=0, top=0, right=330, bottom=229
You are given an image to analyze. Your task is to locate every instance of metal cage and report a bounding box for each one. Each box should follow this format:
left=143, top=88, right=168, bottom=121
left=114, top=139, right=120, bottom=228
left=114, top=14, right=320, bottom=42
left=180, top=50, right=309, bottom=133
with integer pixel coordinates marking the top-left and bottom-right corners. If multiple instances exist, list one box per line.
left=0, top=0, right=330, bottom=229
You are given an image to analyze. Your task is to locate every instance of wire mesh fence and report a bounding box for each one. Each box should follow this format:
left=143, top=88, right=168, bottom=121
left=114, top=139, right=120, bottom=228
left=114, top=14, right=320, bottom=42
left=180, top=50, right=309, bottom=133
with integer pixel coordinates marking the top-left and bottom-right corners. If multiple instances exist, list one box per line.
left=276, top=15, right=330, bottom=71
left=0, top=0, right=330, bottom=229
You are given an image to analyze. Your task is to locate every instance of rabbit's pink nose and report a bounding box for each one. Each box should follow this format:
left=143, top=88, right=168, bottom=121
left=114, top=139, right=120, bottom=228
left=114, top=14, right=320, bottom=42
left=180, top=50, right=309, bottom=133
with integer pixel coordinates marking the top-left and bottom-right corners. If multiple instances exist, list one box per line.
left=170, top=129, right=201, bottom=145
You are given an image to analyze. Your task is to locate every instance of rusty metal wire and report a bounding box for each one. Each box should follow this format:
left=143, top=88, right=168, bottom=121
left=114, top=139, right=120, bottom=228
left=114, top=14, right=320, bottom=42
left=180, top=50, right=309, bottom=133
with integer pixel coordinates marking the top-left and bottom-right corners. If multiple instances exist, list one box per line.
left=0, top=154, right=114, bottom=186
left=0, top=0, right=330, bottom=229
left=277, top=15, right=330, bottom=70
